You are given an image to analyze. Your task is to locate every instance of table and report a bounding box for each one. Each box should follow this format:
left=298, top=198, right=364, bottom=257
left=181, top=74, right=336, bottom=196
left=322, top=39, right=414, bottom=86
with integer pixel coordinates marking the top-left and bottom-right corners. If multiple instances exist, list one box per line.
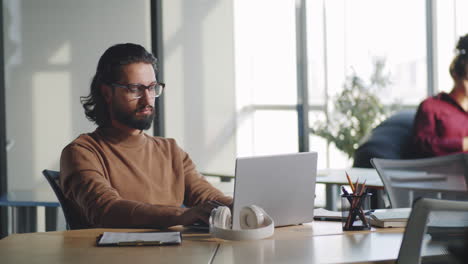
left=0, top=227, right=219, bottom=264
left=212, top=168, right=384, bottom=211
left=390, top=174, right=467, bottom=193
left=213, top=166, right=468, bottom=210
left=0, top=188, right=60, bottom=233
left=316, top=168, right=383, bottom=210
left=0, top=221, right=450, bottom=264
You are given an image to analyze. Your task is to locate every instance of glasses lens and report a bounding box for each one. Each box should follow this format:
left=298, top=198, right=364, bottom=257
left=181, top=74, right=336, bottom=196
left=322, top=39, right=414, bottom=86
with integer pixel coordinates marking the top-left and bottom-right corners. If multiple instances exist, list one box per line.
left=153, top=84, right=163, bottom=97
left=125, top=85, right=141, bottom=98
left=126, top=83, right=163, bottom=99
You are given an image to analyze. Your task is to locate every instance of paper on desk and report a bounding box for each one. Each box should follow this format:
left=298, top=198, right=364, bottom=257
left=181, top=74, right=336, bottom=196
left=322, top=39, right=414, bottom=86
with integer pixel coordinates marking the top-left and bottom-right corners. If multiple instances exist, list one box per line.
left=314, top=208, right=344, bottom=220
left=370, top=208, right=411, bottom=221
left=99, top=231, right=181, bottom=245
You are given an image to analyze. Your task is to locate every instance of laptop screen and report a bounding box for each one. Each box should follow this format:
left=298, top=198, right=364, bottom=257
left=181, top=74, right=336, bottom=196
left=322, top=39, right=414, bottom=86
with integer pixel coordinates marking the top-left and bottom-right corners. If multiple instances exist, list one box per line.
left=232, top=152, right=317, bottom=229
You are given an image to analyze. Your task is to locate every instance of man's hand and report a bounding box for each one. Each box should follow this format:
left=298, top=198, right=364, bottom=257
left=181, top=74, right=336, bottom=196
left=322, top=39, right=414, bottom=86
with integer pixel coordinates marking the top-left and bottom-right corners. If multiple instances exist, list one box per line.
left=177, top=202, right=217, bottom=226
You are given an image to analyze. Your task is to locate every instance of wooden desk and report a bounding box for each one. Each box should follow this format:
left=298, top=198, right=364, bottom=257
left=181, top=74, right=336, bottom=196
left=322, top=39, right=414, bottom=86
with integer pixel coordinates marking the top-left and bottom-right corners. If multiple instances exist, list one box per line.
left=213, top=168, right=384, bottom=210
left=0, top=227, right=219, bottom=264
left=0, top=221, right=451, bottom=264
left=316, top=168, right=383, bottom=188
left=390, top=174, right=467, bottom=193
left=316, top=168, right=384, bottom=210
left=318, top=168, right=468, bottom=209
left=211, top=224, right=450, bottom=264
left=214, top=168, right=468, bottom=210
left=213, top=232, right=404, bottom=264
left=210, top=221, right=407, bottom=264
left=0, top=222, right=405, bottom=264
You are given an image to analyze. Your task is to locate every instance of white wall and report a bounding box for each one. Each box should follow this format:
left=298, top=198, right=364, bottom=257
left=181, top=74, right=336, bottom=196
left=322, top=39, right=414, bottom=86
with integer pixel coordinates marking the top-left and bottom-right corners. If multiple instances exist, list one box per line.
left=162, top=0, right=237, bottom=176
left=3, top=0, right=151, bottom=190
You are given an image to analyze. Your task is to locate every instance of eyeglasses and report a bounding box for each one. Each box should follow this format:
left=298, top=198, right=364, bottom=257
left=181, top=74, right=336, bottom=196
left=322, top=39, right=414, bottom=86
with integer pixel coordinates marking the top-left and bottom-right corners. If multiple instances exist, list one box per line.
left=110, top=82, right=165, bottom=99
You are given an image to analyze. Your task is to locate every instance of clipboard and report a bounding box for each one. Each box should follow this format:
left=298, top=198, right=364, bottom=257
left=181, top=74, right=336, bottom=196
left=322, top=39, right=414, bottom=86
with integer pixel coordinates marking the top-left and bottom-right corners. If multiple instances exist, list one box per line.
left=96, top=231, right=182, bottom=247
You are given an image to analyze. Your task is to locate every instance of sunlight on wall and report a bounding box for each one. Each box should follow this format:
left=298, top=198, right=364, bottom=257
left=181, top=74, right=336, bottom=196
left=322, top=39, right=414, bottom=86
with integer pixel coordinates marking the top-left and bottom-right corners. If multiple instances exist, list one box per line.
left=48, top=42, right=71, bottom=65
left=4, top=0, right=151, bottom=191
left=162, top=0, right=185, bottom=146
left=163, top=0, right=237, bottom=175
left=32, top=72, right=72, bottom=184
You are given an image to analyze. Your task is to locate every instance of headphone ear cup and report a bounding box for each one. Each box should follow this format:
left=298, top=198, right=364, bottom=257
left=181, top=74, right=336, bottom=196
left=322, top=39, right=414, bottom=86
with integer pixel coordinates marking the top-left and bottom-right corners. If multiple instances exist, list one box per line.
left=210, top=205, right=274, bottom=241
left=210, top=206, right=232, bottom=229
left=240, top=205, right=265, bottom=229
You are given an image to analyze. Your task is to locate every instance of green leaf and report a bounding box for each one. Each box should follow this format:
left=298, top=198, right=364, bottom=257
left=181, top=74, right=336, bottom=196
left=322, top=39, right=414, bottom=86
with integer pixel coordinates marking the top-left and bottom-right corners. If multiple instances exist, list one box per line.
left=311, top=58, right=400, bottom=159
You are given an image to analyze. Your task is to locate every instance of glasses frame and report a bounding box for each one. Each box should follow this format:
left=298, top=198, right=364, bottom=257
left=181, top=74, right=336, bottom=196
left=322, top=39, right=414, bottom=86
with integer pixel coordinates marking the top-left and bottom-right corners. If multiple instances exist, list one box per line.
left=110, top=82, right=166, bottom=99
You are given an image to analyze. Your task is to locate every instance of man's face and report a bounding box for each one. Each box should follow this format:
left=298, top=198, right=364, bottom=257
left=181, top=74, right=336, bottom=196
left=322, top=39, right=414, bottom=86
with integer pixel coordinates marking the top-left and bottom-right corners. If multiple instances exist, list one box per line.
left=109, top=62, right=157, bottom=130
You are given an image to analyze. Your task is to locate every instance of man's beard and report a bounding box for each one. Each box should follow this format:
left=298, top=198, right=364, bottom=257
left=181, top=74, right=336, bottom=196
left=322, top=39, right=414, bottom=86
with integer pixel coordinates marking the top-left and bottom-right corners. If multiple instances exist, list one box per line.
left=112, top=103, right=154, bottom=130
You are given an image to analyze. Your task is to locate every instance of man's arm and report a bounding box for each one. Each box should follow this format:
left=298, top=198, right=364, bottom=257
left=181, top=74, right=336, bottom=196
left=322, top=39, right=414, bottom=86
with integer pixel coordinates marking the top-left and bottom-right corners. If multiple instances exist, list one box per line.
left=176, top=146, right=233, bottom=207
left=60, top=144, right=214, bottom=228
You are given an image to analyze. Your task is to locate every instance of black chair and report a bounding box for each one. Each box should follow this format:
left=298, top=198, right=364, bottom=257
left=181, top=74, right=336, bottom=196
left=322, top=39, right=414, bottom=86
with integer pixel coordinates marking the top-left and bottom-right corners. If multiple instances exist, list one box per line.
left=42, top=169, right=83, bottom=230
left=353, top=109, right=417, bottom=168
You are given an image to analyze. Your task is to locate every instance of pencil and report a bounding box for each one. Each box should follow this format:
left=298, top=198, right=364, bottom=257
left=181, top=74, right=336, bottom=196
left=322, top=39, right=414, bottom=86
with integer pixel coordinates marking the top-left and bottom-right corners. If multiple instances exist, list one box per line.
left=359, top=180, right=367, bottom=195
left=345, top=171, right=355, bottom=193
left=354, top=178, right=360, bottom=195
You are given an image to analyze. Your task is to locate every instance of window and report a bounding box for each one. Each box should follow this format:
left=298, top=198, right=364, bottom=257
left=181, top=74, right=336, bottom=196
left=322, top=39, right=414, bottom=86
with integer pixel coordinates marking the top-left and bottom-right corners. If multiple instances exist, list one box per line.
left=306, top=0, right=428, bottom=168
left=164, top=1, right=468, bottom=175
left=231, top=0, right=468, bottom=170
left=234, top=0, right=299, bottom=157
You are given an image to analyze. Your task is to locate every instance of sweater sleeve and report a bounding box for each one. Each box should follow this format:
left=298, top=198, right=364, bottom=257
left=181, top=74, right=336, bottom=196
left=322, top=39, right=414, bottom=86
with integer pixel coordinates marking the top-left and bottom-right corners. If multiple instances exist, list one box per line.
left=60, top=143, right=185, bottom=228
left=412, top=101, right=463, bottom=156
left=176, top=145, right=233, bottom=207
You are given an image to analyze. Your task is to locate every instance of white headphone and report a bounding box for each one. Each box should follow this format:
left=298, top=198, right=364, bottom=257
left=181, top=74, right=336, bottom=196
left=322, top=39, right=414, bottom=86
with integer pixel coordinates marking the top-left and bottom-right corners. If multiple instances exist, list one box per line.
left=209, top=205, right=274, bottom=241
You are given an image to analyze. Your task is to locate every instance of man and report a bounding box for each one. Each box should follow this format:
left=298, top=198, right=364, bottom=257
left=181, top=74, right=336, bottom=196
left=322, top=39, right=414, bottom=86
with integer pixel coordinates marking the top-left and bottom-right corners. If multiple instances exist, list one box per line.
left=60, top=43, right=232, bottom=228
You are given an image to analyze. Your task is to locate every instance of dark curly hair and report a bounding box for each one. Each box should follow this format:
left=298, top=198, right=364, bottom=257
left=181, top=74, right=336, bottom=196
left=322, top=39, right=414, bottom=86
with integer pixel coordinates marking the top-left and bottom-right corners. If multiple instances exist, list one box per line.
left=450, top=34, right=468, bottom=80
left=81, top=43, right=158, bottom=127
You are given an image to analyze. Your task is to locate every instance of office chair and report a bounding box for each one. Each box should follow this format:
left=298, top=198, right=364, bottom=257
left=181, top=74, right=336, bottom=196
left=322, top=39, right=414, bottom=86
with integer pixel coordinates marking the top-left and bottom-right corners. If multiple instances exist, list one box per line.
left=397, top=198, right=468, bottom=264
left=371, top=153, right=468, bottom=208
left=42, top=169, right=84, bottom=230
left=353, top=109, right=417, bottom=168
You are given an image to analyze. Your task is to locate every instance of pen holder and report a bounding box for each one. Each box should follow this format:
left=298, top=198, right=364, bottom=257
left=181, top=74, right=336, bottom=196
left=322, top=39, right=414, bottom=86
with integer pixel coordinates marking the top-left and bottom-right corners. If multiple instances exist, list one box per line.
left=341, top=192, right=372, bottom=231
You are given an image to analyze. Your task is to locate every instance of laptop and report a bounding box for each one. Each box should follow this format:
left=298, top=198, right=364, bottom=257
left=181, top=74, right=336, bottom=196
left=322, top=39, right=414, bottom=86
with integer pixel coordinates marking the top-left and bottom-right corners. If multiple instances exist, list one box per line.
left=232, top=152, right=317, bottom=229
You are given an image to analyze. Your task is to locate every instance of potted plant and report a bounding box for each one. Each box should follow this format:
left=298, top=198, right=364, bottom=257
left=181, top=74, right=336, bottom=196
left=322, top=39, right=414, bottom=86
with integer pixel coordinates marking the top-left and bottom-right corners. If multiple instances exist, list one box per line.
left=311, top=58, right=399, bottom=160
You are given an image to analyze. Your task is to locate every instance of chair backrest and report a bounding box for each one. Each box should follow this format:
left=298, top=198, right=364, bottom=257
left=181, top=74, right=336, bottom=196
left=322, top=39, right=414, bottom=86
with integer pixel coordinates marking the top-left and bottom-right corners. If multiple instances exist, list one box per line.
left=371, top=153, right=468, bottom=208
left=42, top=169, right=83, bottom=230
left=353, top=109, right=417, bottom=168
left=397, top=198, right=468, bottom=264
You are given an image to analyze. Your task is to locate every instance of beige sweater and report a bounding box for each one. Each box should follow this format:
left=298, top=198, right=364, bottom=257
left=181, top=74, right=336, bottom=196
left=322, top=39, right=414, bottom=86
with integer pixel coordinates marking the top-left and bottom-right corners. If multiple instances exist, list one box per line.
left=60, top=127, right=232, bottom=228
